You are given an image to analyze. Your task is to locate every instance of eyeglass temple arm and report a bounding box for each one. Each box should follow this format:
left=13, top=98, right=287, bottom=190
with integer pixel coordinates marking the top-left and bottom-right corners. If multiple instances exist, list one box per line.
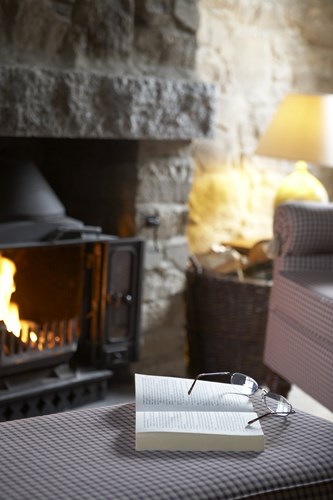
left=247, top=411, right=274, bottom=425
left=247, top=409, right=296, bottom=425
left=188, top=372, right=231, bottom=395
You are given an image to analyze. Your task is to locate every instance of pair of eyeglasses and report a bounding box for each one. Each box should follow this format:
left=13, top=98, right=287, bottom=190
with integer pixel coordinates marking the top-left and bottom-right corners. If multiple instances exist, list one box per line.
left=188, top=371, right=296, bottom=425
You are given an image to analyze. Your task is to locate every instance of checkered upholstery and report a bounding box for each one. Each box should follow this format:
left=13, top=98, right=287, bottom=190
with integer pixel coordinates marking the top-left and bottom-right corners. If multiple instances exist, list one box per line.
left=273, top=201, right=333, bottom=258
left=264, top=202, right=333, bottom=412
left=273, top=271, right=333, bottom=345
left=0, top=401, right=332, bottom=499
left=264, top=311, right=333, bottom=411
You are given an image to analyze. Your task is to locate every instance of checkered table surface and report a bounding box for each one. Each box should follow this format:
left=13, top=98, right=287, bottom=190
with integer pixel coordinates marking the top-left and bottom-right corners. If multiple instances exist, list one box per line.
left=0, top=400, right=332, bottom=499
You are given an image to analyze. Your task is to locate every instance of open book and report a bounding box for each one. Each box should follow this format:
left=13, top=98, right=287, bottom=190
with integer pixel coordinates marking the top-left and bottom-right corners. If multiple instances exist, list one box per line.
left=135, top=373, right=264, bottom=452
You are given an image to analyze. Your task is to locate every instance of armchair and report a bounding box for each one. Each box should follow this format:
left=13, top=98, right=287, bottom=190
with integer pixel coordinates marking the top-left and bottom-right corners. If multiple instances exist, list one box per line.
left=264, top=201, right=333, bottom=412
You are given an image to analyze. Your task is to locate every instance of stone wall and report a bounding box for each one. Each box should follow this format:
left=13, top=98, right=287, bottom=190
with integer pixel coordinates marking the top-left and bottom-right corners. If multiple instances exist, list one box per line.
left=189, top=0, right=333, bottom=254
left=0, top=0, right=198, bottom=78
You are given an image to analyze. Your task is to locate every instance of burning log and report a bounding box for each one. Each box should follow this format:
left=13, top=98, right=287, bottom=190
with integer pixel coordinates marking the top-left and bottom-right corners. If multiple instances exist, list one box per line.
left=0, top=320, right=29, bottom=355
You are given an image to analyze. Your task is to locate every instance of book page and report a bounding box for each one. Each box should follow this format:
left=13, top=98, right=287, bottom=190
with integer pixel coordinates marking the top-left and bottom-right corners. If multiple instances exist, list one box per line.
left=136, top=410, right=261, bottom=435
left=135, top=373, right=254, bottom=413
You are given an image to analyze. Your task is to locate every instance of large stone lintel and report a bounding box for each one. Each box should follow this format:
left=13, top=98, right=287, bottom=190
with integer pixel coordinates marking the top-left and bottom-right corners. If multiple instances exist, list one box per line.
left=0, top=65, right=216, bottom=140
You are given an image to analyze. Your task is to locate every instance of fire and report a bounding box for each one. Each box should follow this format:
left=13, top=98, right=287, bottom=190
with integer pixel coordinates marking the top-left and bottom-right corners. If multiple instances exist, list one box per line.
left=0, top=254, right=37, bottom=343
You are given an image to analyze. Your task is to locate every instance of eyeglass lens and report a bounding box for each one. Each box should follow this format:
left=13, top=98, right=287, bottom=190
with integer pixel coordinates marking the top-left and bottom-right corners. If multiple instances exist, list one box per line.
left=231, top=373, right=258, bottom=395
left=264, top=392, right=292, bottom=414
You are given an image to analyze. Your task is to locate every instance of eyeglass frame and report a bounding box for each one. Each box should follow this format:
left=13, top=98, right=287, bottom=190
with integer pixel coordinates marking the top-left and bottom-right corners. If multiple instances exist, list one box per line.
left=188, top=371, right=296, bottom=425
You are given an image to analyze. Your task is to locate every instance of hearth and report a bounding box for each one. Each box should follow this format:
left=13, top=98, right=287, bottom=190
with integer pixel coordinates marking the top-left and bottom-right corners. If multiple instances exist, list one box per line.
left=0, top=160, right=144, bottom=421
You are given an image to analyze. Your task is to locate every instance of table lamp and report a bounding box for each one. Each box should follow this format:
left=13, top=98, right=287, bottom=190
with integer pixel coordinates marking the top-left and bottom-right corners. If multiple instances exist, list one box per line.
left=255, top=93, right=333, bottom=207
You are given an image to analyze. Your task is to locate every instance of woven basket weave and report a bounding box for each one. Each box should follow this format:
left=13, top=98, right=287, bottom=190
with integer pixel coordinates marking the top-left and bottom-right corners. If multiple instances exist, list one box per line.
left=185, top=267, right=272, bottom=385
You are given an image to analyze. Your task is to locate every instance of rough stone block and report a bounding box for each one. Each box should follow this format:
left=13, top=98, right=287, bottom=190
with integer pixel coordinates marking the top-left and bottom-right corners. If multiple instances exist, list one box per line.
left=135, top=27, right=196, bottom=69
left=144, top=241, right=163, bottom=270
left=136, top=203, right=188, bottom=240
left=135, top=0, right=174, bottom=28
left=137, top=156, right=194, bottom=204
left=289, top=2, right=333, bottom=48
left=174, top=0, right=199, bottom=33
left=0, top=0, right=69, bottom=63
left=0, top=65, right=216, bottom=139
left=164, top=236, right=189, bottom=270
left=63, top=0, right=134, bottom=64
left=143, top=267, right=186, bottom=301
left=136, top=296, right=187, bottom=377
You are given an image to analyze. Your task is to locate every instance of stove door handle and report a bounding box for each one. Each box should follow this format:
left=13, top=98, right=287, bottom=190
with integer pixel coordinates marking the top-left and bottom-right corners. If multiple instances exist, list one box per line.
left=107, top=292, right=132, bottom=308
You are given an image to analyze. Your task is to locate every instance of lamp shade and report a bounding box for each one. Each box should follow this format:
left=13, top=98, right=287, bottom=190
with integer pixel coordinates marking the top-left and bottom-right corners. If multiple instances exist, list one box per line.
left=256, top=93, right=333, bottom=167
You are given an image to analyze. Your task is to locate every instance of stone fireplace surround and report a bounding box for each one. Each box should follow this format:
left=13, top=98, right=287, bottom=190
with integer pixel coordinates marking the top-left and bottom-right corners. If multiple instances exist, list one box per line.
left=0, top=0, right=216, bottom=377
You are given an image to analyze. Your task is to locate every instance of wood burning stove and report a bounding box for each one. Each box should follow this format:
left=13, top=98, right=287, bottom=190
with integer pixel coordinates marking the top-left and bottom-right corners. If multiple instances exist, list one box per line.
left=0, top=159, right=144, bottom=421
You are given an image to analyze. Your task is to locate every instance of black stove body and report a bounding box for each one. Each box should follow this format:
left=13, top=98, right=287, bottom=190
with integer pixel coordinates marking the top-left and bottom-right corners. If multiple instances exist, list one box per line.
left=0, top=160, right=144, bottom=421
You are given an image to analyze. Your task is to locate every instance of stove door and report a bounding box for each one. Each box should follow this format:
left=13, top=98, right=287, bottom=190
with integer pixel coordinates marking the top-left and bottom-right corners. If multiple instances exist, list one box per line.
left=103, top=238, right=144, bottom=367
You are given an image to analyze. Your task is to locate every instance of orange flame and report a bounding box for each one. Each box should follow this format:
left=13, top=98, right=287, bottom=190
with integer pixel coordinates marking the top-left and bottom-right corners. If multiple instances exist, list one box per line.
left=0, top=254, right=37, bottom=343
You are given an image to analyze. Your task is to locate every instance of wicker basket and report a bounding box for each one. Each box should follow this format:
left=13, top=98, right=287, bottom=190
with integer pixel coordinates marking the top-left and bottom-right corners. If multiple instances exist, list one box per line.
left=185, top=267, right=272, bottom=385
